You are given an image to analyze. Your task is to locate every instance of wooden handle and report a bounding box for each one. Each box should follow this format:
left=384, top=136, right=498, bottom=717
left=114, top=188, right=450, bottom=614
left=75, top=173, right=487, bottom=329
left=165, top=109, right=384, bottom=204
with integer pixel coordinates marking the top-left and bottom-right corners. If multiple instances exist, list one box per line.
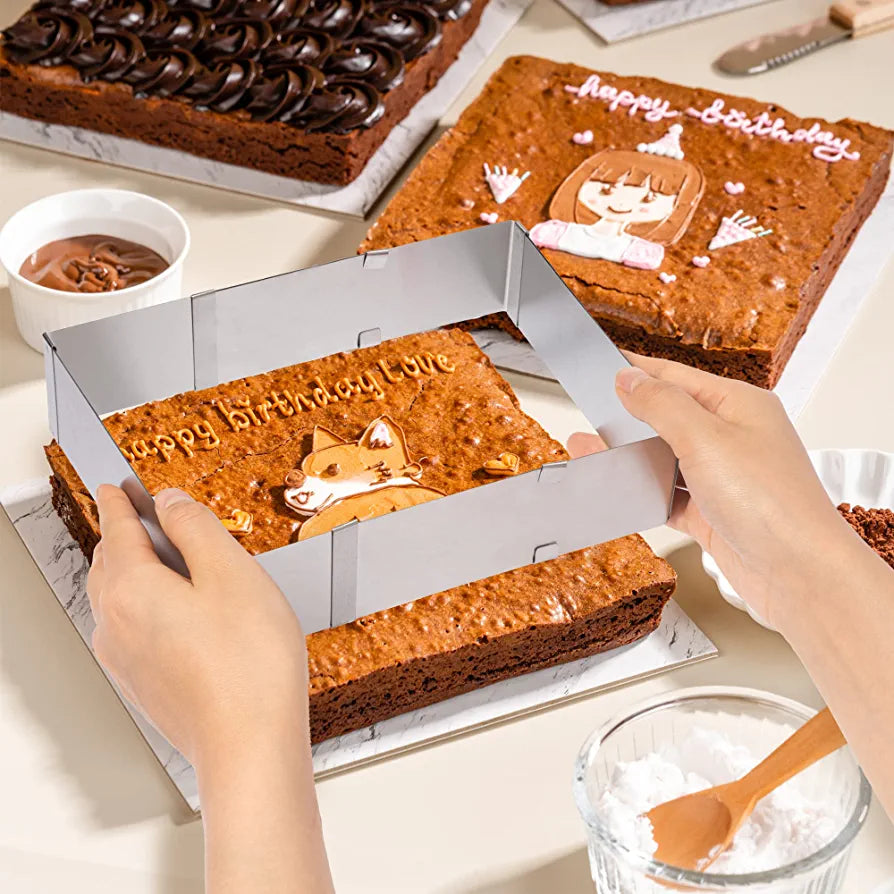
left=830, top=0, right=894, bottom=37
left=741, top=708, right=847, bottom=805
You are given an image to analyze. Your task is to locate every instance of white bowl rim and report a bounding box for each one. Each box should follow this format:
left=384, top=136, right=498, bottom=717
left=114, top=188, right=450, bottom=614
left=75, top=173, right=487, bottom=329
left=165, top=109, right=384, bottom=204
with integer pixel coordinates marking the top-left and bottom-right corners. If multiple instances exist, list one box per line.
left=573, top=685, right=872, bottom=887
left=0, top=188, right=190, bottom=303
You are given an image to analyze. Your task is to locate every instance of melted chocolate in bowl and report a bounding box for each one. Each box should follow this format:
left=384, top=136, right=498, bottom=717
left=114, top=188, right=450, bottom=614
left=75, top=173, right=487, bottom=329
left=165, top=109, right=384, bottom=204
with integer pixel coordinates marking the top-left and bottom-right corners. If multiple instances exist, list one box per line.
left=19, top=234, right=169, bottom=293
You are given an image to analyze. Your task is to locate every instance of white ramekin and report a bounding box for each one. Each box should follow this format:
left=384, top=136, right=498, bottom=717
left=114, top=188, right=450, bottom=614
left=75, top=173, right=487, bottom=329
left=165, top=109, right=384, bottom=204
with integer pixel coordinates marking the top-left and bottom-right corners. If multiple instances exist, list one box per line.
left=0, top=189, right=190, bottom=352
left=702, top=448, right=894, bottom=630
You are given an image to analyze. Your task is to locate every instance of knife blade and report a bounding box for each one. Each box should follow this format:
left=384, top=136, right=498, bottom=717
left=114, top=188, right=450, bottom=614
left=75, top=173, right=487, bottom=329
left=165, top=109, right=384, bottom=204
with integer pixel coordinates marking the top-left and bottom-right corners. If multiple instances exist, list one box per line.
left=716, top=0, right=894, bottom=75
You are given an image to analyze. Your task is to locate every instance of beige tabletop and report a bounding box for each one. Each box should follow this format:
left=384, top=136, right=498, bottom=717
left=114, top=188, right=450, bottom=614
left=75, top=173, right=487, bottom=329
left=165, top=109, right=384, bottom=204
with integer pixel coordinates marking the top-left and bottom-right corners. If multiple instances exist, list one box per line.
left=1, top=0, right=893, bottom=890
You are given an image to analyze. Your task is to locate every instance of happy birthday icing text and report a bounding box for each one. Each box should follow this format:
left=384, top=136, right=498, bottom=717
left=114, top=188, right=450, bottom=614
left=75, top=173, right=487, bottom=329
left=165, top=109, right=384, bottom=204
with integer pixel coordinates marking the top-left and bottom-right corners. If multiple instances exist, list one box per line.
left=565, top=75, right=860, bottom=163
left=119, top=351, right=457, bottom=465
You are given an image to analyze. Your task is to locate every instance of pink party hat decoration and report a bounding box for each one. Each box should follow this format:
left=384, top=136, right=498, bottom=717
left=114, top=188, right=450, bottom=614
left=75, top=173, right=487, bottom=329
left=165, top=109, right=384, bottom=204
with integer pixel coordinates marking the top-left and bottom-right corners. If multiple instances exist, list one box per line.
left=637, top=123, right=685, bottom=160
left=709, top=209, right=773, bottom=251
left=483, top=163, right=530, bottom=204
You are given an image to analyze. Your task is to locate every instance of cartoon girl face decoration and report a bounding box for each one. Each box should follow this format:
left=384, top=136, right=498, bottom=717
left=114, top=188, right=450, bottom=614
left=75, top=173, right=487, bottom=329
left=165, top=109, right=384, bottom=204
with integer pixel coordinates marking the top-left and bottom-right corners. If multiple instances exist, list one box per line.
left=530, top=124, right=705, bottom=271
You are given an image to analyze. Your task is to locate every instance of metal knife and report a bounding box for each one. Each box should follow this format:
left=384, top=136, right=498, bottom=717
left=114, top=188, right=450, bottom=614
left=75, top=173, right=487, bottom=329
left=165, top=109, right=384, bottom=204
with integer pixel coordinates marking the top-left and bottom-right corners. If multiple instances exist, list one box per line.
left=716, top=0, right=894, bottom=75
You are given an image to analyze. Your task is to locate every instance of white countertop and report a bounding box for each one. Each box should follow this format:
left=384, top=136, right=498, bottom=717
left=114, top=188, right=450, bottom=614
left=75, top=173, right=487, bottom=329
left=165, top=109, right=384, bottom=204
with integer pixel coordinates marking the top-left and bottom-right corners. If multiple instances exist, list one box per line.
left=1, top=0, right=893, bottom=889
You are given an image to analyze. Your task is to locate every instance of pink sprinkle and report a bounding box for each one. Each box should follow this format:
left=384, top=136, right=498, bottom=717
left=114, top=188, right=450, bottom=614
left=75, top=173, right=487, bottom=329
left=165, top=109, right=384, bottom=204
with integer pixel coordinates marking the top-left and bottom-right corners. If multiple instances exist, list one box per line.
left=724, top=181, right=745, bottom=195
left=691, top=256, right=710, bottom=268
left=572, top=130, right=594, bottom=145
left=479, top=212, right=498, bottom=224
left=461, top=198, right=475, bottom=209
left=658, top=272, right=676, bottom=284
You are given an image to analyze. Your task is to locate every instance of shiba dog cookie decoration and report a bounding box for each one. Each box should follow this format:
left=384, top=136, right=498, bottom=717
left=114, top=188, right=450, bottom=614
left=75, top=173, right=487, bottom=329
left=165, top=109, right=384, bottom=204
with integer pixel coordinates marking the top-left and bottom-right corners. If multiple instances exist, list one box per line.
left=284, top=416, right=445, bottom=540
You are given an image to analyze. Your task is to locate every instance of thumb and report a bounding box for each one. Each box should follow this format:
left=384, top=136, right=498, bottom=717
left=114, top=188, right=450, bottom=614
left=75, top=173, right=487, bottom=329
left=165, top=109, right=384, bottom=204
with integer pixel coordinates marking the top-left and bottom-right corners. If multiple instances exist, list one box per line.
left=154, top=488, right=249, bottom=581
left=615, top=366, right=717, bottom=460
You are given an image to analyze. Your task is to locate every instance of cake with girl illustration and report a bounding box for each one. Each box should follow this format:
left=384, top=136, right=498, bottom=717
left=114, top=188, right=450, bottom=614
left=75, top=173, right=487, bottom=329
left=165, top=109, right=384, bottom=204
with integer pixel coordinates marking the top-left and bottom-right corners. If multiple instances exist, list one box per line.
left=360, top=56, right=892, bottom=388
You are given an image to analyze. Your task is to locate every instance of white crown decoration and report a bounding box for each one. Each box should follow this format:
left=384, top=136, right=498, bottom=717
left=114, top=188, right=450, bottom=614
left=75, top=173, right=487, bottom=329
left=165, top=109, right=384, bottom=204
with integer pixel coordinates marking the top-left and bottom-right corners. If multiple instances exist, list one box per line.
left=709, top=210, right=773, bottom=251
left=483, top=163, right=530, bottom=204
left=637, top=123, right=685, bottom=160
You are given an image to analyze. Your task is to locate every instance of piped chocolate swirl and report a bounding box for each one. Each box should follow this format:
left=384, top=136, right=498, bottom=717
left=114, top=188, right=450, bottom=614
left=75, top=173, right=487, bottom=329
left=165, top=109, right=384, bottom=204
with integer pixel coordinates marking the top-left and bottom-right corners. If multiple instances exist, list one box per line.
left=0, top=0, right=466, bottom=132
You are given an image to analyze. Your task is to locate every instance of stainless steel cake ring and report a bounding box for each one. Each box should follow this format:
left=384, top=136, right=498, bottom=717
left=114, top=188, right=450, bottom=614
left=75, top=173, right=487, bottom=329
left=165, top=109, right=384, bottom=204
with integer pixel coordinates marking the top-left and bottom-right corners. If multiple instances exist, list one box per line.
left=44, top=222, right=678, bottom=634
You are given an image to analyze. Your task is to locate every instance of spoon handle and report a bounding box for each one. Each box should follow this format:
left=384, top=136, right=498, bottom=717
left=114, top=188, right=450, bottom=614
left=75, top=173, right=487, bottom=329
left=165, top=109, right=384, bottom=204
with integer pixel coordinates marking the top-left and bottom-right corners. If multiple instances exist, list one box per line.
left=741, top=707, right=847, bottom=804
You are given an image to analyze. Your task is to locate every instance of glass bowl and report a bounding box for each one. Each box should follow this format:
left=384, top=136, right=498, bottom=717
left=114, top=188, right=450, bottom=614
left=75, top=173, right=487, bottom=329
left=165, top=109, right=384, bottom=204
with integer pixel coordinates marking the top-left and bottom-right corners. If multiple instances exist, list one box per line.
left=573, top=686, right=871, bottom=892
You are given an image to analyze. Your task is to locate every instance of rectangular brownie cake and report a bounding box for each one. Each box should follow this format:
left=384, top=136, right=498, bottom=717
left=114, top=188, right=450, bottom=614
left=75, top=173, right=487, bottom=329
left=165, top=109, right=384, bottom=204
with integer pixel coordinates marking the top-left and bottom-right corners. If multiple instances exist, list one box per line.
left=361, top=56, right=894, bottom=388
left=0, top=0, right=490, bottom=185
left=45, top=326, right=677, bottom=742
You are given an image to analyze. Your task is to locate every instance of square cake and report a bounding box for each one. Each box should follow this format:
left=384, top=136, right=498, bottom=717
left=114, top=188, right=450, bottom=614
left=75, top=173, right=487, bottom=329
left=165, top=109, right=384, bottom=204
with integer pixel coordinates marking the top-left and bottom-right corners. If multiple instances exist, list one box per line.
left=45, top=326, right=677, bottom=741
left=0, top=0, right=491, bottom=184
left=361, top=56, right=893, bottom=387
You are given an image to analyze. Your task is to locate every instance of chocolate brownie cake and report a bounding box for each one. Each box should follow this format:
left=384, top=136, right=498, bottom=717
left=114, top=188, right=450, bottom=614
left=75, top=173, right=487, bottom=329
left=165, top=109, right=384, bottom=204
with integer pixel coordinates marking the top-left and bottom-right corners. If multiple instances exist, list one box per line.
left=361, top=56, right=893, bottom=388
left=838, top=503, right=894, bottom=570
left=44, top=326, right=677, bottom=742
left=0, top=0, right=490, bottom=185
left=47, top=329, right=568, bottom=551
left=306, top=535, right=674, bottom=742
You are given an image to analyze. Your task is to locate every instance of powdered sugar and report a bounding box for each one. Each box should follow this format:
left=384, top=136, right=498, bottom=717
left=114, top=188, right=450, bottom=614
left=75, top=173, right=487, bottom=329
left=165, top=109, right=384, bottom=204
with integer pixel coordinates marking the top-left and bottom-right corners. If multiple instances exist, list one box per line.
left=595, top=727, right=843, bottom=874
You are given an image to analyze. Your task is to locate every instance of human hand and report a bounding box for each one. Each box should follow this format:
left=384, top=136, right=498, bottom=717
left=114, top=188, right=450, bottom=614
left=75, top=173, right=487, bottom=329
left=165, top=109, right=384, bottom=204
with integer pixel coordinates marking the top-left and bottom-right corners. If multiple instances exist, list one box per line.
left=608, top=354, right=863, bottom=629
left=88, top=485, right=309, bottom=770
left=88, top=485, right=333, bottom=892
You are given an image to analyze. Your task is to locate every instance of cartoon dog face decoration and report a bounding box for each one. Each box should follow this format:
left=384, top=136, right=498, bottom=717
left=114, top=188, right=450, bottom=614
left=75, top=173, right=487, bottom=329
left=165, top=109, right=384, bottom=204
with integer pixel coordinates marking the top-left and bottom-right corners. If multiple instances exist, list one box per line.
left=283, top=416, right=444, bottom=539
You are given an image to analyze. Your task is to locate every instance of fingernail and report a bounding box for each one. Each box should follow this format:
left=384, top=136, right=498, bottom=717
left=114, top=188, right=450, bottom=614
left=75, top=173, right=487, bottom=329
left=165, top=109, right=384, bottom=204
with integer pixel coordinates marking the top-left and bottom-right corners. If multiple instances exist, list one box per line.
left=616, top=367, right=650, bottom=394
left=155, top=488, right=192, bottom=510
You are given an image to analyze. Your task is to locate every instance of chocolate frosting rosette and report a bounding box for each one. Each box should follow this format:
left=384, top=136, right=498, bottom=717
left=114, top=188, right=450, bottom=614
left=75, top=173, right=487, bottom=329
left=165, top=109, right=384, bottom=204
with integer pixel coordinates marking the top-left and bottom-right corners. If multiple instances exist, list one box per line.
left=124, top=47, right=201, bottom=94
left=297, top=79, right=384, bottom=133
left=181, top=58, right=261, bottom=111
left=68, top=28, right=144, bottom=79
left=245, top=62, right=324, bottom=122
left=2, top=8, right=93, bottom=65
left=262, top=27, right=333, bottom=67
left=356, top=2, right=440, bottom=61
left=323, top=38, right=403, bottom=92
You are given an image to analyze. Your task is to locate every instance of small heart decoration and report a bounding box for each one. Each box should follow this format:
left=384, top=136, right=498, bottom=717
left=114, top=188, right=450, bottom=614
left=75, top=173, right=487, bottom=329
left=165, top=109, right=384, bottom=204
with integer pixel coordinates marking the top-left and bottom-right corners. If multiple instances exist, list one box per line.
left=724, top=181, right=745, bottom=195
left=658, top=272, right=677, bottom=284
left=691, top=256, right=710, bottom=268
left=222, top=509, right=253, bottom=535
left=483, top=452, right=520, bottom=477
left=572, top=130, right=594, bottom=145
left=479, top=212, right=499, bottom=224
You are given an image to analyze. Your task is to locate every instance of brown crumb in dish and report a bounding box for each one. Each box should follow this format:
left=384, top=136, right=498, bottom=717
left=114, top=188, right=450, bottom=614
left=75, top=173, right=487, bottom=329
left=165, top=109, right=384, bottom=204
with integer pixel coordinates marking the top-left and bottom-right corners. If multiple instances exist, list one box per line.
left=838, top=503, right=894, bottom=570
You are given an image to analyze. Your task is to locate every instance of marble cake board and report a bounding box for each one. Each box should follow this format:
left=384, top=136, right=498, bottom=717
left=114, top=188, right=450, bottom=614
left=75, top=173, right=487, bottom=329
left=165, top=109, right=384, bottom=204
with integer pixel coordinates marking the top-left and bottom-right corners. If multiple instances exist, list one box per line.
left=555, top=0, right=773, bottom=43
left=0, top=0, right=533, bottom=219
left=475, top=173, right=894, bottom=422
left=2, top=477, right=716, bottom=814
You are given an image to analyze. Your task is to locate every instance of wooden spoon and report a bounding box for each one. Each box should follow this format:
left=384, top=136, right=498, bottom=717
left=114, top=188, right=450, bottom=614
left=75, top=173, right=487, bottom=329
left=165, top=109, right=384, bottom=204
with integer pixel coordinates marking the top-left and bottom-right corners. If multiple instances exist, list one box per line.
left=646, top=707, right=846, bottom=871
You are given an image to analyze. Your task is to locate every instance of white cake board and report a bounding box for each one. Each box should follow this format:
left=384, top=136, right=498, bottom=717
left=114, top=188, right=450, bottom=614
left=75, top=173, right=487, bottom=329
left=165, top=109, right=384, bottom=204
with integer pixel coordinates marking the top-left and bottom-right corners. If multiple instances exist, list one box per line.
left=0, top=0, right=533, bottom=219
left=2, top=477, right=716, bottom=814
left=475, top=173, right=894, bottom=421
left=555, top=0, right=773, bottom=43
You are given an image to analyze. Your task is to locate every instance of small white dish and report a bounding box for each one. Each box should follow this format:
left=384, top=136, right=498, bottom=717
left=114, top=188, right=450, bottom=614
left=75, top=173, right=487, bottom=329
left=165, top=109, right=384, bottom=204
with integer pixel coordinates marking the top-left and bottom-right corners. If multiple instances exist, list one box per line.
left=702, top=448, right=894, bottom=631
left=0, top=189, right=189, bottom=352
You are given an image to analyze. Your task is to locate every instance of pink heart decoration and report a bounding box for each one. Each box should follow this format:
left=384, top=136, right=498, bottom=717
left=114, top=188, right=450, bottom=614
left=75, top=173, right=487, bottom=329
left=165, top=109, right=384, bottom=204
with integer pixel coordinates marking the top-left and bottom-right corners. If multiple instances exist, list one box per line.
left=658, top=272, right=677, bottom=284
left=724, top=181, right=745, bottom=195
left=572, top=130, right=594, bottom=145
left=479, top=212, right=499, bottom=224
left=691, top=256, right=710, bottom=268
